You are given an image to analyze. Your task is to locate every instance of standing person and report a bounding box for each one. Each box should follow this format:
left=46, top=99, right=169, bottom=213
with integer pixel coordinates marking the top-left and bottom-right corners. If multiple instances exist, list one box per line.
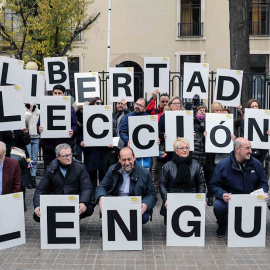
left=74, top=104, right=83, bottom=161
left=210, top=137, right=269, bottom=238
left=38, top=85, right=78, bottom=170
left=159, top=138, right=206, bottom=224
left=25, top=103, right=40, bottom=188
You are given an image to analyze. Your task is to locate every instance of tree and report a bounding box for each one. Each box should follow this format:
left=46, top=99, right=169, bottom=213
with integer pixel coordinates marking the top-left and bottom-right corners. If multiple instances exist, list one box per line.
left=229, top=0, right=250, bottom=106
left=0, top=0, right=100, bottom=67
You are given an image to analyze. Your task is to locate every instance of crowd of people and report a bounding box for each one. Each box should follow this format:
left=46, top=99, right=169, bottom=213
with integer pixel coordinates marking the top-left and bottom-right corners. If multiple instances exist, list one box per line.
left=1, top=85, right=269, bottom=239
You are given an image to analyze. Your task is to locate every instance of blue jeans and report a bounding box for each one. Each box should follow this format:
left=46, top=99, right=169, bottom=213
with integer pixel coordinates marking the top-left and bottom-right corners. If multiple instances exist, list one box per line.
left=26, top=138, right=40, bottom=177
left=213, top=198, right=228, bottom=226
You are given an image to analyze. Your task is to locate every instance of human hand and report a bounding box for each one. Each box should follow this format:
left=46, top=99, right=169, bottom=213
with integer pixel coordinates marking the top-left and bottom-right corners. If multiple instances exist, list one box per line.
left=99, top=197, right=103, bottom=213
left=223, top=193, right=231, bottom=202
left=152, top=89, right=159, bottom=99
left=39, top=126, right=43, bottom=133
left=34, top=207, right=41, bottom=217
left=80, top=141, right=85, bottom=147
left=69, top=130, right=73, bottom=137
left=141, top=203, right=147, bottom=214
left=79, top=203, right=87, bottom=215
left=265, top=192, right=269, bottom=201
left=165, top=200, right=168, bottom=209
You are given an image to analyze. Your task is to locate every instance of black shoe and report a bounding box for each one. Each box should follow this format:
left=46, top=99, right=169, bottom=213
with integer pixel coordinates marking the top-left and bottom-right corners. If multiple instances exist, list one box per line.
left=207, top=196, right=213, bottom=206
left=27, top=183, right=33, bottom=189
left=32, top=176, right=37, bottom=188
left=216, top=224, right=227, bottom=238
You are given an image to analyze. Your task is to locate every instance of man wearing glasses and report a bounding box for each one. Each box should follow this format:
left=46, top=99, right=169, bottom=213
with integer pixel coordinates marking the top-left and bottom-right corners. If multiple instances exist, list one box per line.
left=33, top=143, right=93, bottom=222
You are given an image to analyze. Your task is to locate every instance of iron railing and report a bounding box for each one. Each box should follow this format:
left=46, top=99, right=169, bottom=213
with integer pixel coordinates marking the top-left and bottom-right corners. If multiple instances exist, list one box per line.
left=249, top=21, right=270, bottom=35
left=178, top=22, right=203, bottom=37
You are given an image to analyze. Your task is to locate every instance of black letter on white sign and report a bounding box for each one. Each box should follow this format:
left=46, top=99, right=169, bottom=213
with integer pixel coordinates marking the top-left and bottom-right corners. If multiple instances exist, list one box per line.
left=0, top=63, right=12, bottom=86
left=47, top=106, right=66, bottom=130
left=186, top=72, right=206, bottom=93
left=132, top=124, right=155, bottom=149
left=77, top=77, right=96, bottom=103
left=0, top=92, right=21, bottom=122
left=86, top=114, right=109, bottom=139
left=216, top=76, right=240, bottom=101
left=146, top=64, right=167, bottom=87
left=210, top=123, right=231, bottom=147
left=113, top=74, right=132, bottom=97
left=48, top=62, right=67, bottom=84
left=248, top=118, right=268, bottom=142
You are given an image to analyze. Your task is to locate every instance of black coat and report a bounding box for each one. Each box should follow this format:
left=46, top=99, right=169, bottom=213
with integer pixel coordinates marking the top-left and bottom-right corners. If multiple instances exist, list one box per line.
left=159, top=159, right=206, bottom=202
left=33, top=158, right=92, bottom=208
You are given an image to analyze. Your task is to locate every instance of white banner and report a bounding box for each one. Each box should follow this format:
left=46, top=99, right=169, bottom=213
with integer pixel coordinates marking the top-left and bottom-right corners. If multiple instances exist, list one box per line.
left=165, top=111, right=194, bottom=152
left=167, top=193, right=205, bottom=246
left=244, top=108, right=270, bottom=149
left=109, top=68, right=134, bottom=102
left=0, top=192, right=25, bottom=250
left=22, top=70, right=45, bottom=104
left=40, top=195, right=80, bottom=249
left=0, top=86, right=25, bottom=131
left=205, top=113, right=234, bottom=153
left=214, top=69, right=243, bottom=107
left=228, top=194, right=266, bottom=247
left=83, top=105, right=113, bottom=147
left=144, top=57, right=169, bottom=93
left=75, top=72, right=100, bottom=105
left=0, top=56, right=24, bottom=86
left=183, top=63, right=209, bottom=99
left=102, top=196, right=142, bottom=250
left=129, top=115, right=159, bottom=158
left=40, top=96, right=71, bottom=138
left=44, top=57, right=70, bottom=91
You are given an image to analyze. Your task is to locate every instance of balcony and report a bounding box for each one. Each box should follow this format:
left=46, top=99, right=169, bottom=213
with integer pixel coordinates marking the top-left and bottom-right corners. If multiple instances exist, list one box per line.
left=249, top=21, right=270, bottom=36
left=178, top=22, right=203, bottom=37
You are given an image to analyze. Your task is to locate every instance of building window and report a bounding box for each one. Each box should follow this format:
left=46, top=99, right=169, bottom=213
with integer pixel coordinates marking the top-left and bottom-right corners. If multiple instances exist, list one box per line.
left=68, top=57, right=80, bottom=90
left=249, top=0, right=270, bottom=35
left=250, top=54, right=269, bottom=72
left=180, top=55, right=201, bottom=73
left=178, top=0, right=203, bottom=37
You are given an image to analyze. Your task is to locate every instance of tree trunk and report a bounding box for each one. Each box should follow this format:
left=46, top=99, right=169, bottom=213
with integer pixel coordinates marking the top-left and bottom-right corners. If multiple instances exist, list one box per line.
left=229, top=0, right=250, bottom=107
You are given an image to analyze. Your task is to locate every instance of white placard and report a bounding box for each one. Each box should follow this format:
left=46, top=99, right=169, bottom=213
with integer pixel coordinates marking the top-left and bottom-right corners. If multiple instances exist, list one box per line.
left=0, top=56, right=24, bottom=86
left=165, top=111, right=194, bottom=152
left=228, top=194, right=266, bottom=247
left=83, top=105, right=113, bottom=146
left=144, top=57, right=169, bottom=93
left=205, top=113, right=234, bottom=153
left=167, top=193, right=205, bottom=246
left=40, top=96, right=71, bottom=138
left=75, top=72, right=100, bottom=105
left=109, top=67, right=134, bottom=102
left=102, top=196, right=142, bottom=250
left=244, top=108, right=270, bottom=149
left=22, top=70, right=45, bottom=104
left=214, top=69, right=243, bottom=107
left=0, top=192, right=25, bottom=250
left=183, top=63, right=209, bottom=99
left=40, top=195, right=80, bottom=249
left=129, top=115, right=159, bottom=158
left=0, top=86, right=25, bottom=131
left=44, top=57, right=70, bottom=91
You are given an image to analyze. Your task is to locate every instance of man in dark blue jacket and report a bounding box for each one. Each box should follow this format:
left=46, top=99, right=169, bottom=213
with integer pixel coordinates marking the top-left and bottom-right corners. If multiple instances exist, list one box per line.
left=95, top=147, right=156, bottom=224
left=210, top=137, right=269, bottom=238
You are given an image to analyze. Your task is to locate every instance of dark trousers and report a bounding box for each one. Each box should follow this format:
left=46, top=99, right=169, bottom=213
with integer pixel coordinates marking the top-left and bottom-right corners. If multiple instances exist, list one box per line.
left=213, top=198, right=228, bottom=226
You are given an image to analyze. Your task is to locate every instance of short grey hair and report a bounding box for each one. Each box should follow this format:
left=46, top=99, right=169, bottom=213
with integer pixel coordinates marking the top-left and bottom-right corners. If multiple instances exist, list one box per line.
left=173, top=137, right=190, bottom=152
left=0, top=141, right=6, bottom=154
left=233, top=140, right=242, bottom=150
left=55, top=143, right=71, bottom=156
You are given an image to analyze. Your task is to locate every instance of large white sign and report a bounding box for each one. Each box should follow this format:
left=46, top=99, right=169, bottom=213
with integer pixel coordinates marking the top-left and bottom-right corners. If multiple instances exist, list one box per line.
left=214, top=69, right=243, bottom=107
left=0, top=192, right=26, bottom=250
left=244, top=108, right=270, bottom=149
left=102, top=196, right=142, bottom=250
left=44, top=57, right=70, bottom=91
left=129, top=115, right=159, bottom=158
left=40, top=96, right=71, bottom=138
left=83, top=105, right=113, bottom=147
left=109, top=68, right=134, bottom=102
left=144, top=57, right=169, bottom=93
left=167, top=193, right=205, bottom=246
left=205, top=113, right=234, bottom=153
left=40, top=195, right=80, bottom=249
left=183, top=63, right=209, bottom=99
left=165, top=111, right=194, bottom=151
left=0, top=56, right=24, bottom=86
left=75, top=72, right=100, bottom=105
left=22, top=70, right=45, bottom=104
left=0, top=86, right=25, bottom=131
left=228, top=195, right=266, bottom=247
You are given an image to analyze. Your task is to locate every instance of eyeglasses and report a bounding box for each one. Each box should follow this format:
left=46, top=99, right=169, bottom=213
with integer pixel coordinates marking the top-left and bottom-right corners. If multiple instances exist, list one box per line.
left=171, top=102, right=181, bottom=106
left=117, top=102, right=124, bottom=105
left=177, top=147, right=189, bottom=151
left=161, top=100, right=169, bottom=103
left=134, top=102, right=144, bottom=108
left=59, top=153, right=73, bottom=158
left=96, top=101, right=103, bottom=105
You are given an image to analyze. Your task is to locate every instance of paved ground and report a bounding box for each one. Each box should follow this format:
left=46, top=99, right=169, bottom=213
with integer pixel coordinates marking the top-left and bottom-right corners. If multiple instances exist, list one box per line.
left=1, top=177, right=270, bottom=270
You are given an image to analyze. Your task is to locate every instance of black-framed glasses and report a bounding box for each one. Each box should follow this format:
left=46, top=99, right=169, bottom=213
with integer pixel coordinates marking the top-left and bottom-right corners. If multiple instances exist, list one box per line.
left=177, top=147, right=189, bottom=151
left=59, top=153, right=73, bottom=158
left=134, top=102, right=144, bottom=108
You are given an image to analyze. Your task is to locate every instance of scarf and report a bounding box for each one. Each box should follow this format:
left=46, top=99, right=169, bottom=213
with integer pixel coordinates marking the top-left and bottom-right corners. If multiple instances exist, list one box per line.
left=172, top=152, right=192, bottom=186
left=196, top=114, right=205, bottom=120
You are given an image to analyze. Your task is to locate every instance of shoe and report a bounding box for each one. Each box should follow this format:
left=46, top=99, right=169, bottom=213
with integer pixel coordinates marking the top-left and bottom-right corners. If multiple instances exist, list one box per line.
left=32, top=176, right=37, bottom=188
left=216, top=224, right=227, bottom=238
left=207, top=196, right=213, bottom=206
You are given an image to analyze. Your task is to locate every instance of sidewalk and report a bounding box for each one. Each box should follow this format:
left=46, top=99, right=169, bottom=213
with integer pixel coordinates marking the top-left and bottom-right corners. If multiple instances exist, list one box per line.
left=1, top=177, right=270, bottom=270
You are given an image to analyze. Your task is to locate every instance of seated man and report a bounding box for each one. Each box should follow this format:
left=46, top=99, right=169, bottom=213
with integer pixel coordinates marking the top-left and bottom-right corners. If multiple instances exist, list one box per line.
left=210, top=137, right=269, bottom=238
left=0, top=141, right=21, bottom=195
left=95, top=147, right=156, bottom=224
left=33, top=143, right=93, bottom=222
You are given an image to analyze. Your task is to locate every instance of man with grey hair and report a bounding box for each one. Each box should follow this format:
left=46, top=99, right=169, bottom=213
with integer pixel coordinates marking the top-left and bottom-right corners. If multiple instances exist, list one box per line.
left=0, top=141, right=21, bottom=195
left=33, top=143, right=93, bottom=222
left=210, top=137, right=269, bottom=238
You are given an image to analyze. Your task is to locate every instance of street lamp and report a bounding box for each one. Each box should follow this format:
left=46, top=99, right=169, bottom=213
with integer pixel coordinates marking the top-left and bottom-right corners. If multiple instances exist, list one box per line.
left=0, top=51, right=12, bottom=57
left=15, top=50, right=39, bottom=71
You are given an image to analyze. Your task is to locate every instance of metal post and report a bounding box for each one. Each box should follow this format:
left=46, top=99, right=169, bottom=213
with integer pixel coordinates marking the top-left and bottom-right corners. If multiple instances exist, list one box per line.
left=107, top=0, right=112, bottom=72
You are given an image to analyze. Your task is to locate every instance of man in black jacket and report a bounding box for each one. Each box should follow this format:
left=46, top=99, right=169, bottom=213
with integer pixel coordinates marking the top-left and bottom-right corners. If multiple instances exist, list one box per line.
left=95, top=147, right=156, bottom=224
left=33, top=143, right=93, bottom=222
